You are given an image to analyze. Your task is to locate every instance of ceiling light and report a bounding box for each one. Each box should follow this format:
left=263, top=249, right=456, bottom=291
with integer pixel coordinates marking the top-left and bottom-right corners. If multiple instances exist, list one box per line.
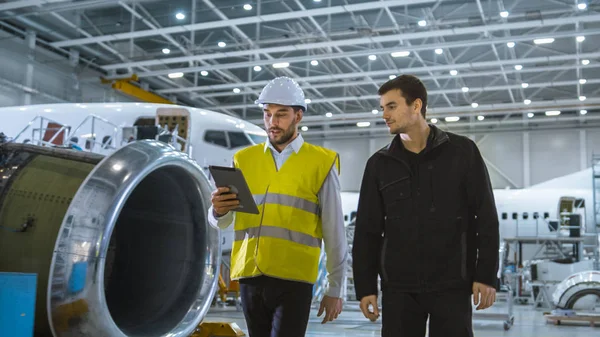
left=580, top=79, right=587, bottom=84
left=175, top=12, right=185, bottom=20
left=162, top=48, right=170, bottom=54
left=580, top=109, right=588, bottom=115
left=325, top=112, right=333, bottom=118
left=201, top=70, right=208, bottom=76
left=389, top=75, right=397, bottom=80
left=372, top=109, right=378, bottom=114
left=391, top=51, right=410, bottom=57
left=254, top=65, right=262, bottom=72
left=514, top=65, right=523, bottom=70
left=577, top=36, right=585, bottom=42
left=418, top=20, right=427, bottom=27
left=233, top=88, right=241, bottom=93
left=582, top=59, right=590, bottom=65
left=527, top=112, right=534, bottom=118
left=273, top=62, right=290, bottom=68
left=521, top=83, right=529, bottom=88
left=357, top=122, right=371, bottom=127
left=578, top=3, right=587, bottom=10
left=301, top=126, right=308, bottom=131
left=243, top=4, right=253, bottom=10
left=168, top=72, right=184, bottom=79
left=524, top=99, right=531, bottom=105
left=435, top=48, right=443, bottom=55
left=500, top=11, right=509, bottom=18
left=431, top=118, right=438, bottom=123
left=305, top=98, right=311, bottom=104
left=314, top=0, right=322, bottom=2
left=218, top=41, right=226, bottom=48
left=471, top=102, right=479, bottom=108
left=477, top=115, right=485, bottom=121
left=579, top=96, right=587, bottom=101
left=368, top=54, right=377, bottom=61
left=462, top=87, right=469, bottom=93
left=311, top=60, right=319, bottom=66
left=450, top=70, right=458, bottom=76
left=545, top=110, right=561, bottom=116
left=534, top=38, right=555, bottom=44
left=507, top=42, right=515, bottom=48
left=445, top=116, right=460, bottom=122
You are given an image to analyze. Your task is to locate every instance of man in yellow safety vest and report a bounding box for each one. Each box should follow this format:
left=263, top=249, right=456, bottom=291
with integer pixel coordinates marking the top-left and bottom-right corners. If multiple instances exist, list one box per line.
left=208, top=76, right=348, bottom=337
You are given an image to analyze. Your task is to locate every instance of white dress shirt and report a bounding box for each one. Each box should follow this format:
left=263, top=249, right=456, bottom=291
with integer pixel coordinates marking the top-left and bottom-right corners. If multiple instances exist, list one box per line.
left=208, top=134, right=348, bottom=298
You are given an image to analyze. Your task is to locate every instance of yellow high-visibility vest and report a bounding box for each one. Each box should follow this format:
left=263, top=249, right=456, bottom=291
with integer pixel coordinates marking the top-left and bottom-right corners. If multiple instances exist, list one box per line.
left=230, top=142, right=340, bottom=284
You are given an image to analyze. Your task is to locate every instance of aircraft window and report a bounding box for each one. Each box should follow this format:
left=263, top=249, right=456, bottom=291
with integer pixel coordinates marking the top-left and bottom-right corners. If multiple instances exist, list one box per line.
left=501, top=213, right=507, bottom=220
left=246, top=133, right=267, bottom=144
left=228, top=131, right=252, bottom=149
left=70, top=137, right=78, bottom=144
left=350, top=211, right=357, bottom=221
left=102, top=135, right=112, bottom=149
left=544, top=212, right=550, bottom=219
left=522, top=212, right=529, bottom=220
left=204, top=130, right=227, bottom=148
left=533, top=212, right=539, bottom=219
left=134, top=117, right=155, bottom=126
left=512, top=212, right=517, bottom=220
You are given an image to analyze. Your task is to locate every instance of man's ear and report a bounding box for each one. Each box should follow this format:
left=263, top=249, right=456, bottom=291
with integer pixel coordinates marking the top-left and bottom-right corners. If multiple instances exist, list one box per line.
left=413, top=98, right=422, bottom=115
left=295, top=109, right=304, bottom=123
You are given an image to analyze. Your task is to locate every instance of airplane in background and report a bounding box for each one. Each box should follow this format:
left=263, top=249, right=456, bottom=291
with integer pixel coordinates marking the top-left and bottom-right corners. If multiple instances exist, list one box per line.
left=339, top=168, right=598, bottom=266
left=0, top=102, right=268, bottom=254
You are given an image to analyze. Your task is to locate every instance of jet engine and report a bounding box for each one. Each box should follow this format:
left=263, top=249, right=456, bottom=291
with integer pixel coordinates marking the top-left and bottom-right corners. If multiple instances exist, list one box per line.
left=0, top=140, right=220, bottom=337
left=552, top=270, right=600, bottom=310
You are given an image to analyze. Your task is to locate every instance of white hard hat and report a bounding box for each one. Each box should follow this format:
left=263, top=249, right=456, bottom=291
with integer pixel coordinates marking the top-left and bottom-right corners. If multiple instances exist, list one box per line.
left=255, top=76, right=307, bottom=112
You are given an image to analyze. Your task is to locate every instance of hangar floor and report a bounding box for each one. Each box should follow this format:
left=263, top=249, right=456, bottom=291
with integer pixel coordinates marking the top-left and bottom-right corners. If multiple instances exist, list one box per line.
left=204, top=303, right=597, bottom=336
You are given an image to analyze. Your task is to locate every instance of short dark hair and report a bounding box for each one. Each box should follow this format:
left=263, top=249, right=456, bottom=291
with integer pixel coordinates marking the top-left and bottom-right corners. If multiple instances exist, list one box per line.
left=378, top=74, right=428, bottom=118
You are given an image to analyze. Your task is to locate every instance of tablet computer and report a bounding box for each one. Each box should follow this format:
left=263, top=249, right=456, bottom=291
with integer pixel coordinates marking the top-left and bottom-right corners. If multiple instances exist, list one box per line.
left=208, top=165, right=260, bottom=214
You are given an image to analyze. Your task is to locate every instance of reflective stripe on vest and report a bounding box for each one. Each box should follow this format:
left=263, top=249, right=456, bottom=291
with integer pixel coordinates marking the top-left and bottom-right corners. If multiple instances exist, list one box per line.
left=253, top=193, right=320, bottom=216
left=235, top=226, right=322, bottom=248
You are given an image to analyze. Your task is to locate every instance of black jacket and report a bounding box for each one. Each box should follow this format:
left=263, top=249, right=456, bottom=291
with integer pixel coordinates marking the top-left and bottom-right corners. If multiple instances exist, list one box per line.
left=352, top=125, right=500, bottom=299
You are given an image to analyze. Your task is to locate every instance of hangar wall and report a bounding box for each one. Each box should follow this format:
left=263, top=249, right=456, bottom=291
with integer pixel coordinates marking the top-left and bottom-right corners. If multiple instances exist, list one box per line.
left=0, top=30, right=134, bottom=107
left=306, top=128, right=600, bottom=192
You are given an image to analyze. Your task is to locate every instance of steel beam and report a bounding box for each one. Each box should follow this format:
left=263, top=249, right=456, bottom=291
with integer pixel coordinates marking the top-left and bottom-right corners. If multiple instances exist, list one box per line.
left=208, top=78, right=600, bottom=111
left=100, top=25, right=600, bottom=72
left=49, top=0, right=438, bottom=47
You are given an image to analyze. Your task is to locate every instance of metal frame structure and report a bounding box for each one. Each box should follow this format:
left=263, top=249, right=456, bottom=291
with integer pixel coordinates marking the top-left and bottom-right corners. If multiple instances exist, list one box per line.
left=1, top=0, right=599, bottom=137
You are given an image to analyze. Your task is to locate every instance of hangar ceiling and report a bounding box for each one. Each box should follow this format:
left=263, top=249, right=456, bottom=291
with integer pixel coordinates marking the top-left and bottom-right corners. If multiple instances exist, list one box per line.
left=1, top=0, right=599, bottom=137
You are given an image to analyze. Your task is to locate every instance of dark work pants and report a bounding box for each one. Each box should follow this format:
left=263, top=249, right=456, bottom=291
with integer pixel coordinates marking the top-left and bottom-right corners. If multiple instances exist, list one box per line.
left=239, top=276, right=314, bottom=337
left=381, top=288, right=474, bottom=337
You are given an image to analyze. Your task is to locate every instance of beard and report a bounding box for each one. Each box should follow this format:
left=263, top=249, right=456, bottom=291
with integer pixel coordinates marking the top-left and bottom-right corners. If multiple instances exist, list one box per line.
left=269, top=122, right=297, bottom=145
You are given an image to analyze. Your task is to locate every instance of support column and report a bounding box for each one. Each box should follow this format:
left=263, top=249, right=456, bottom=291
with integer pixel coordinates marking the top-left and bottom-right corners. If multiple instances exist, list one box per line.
left=523, top=132, right=530, bottom=187
left=69, top=49, right=80, bottom=102
left=23, top=29, right=36, bottom=105
left=580, top=129, right=587, bottom=170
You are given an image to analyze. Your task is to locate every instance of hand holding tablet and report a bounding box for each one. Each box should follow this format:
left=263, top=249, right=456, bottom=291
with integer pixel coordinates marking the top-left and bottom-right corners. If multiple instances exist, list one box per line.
left=209, top=165, right=260, bottom=215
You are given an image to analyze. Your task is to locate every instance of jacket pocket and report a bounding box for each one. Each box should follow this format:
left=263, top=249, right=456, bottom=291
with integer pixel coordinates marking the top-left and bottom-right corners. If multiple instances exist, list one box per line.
left=379, top=177, right=411, bottom=217
left=380, top=236, right=389, bottom=282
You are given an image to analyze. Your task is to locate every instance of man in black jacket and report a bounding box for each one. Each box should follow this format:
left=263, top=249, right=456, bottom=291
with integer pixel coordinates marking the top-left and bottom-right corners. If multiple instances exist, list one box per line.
left=352, top=74, right=500, bottom=337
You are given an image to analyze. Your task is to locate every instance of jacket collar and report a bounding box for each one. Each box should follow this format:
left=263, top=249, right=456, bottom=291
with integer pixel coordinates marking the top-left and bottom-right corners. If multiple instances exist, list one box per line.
left=381, top=124, right=449, bottom=158
left=264, top=133, right=304, bottom=154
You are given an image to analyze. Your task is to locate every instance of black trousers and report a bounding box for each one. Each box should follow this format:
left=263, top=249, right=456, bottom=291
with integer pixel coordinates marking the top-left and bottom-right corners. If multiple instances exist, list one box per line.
left=239, top=276, right=313, bottom=337
left=381, top=288, right=474, bottom=337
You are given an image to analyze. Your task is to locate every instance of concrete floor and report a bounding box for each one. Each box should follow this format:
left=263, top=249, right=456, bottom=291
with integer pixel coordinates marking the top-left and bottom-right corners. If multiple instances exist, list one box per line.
left=204, top=302, right=598, bottom=337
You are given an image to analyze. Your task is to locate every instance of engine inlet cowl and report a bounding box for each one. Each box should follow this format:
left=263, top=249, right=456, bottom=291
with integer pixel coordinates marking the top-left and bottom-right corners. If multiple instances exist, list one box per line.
left=0, top=140, right=220, bottom=337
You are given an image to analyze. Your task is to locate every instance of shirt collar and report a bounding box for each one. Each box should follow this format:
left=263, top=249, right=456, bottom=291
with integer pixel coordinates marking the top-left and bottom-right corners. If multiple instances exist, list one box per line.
left=264, top=133, right=304, bottom=154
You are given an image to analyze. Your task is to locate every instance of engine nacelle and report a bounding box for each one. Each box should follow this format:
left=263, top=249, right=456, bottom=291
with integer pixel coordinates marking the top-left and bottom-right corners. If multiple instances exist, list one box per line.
left=552, top=270, right=600, bottom=310
left=0, top=140, right=220, bottom=337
